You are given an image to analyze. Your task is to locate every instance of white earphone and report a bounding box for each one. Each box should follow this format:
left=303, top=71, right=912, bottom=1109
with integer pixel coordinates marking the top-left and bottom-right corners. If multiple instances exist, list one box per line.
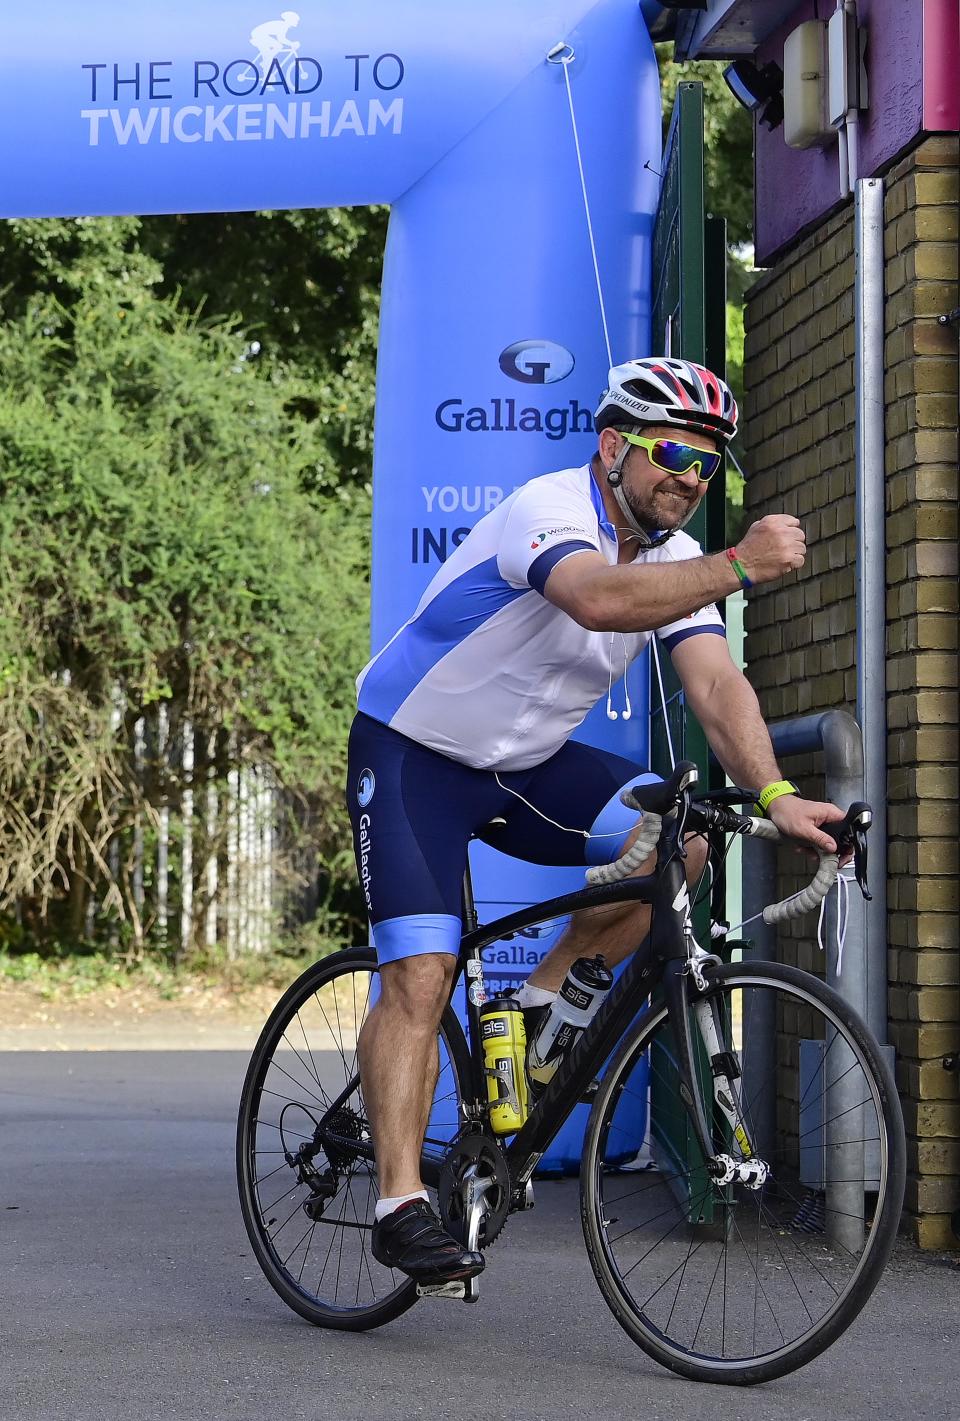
left=605, top=634, right=633, bottom=721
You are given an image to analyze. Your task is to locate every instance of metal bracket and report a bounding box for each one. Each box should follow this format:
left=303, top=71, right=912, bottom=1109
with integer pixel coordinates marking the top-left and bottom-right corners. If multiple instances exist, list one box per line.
left=936, top=307, right=960, bottom=327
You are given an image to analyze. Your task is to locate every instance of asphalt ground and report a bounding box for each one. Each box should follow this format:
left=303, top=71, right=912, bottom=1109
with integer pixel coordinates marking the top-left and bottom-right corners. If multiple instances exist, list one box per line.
left=1, top=1049, right=958, bottom=1421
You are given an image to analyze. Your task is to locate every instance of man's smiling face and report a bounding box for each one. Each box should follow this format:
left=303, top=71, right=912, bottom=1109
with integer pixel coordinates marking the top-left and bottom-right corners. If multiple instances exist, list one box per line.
left=616, top=424, right=719, bottom=534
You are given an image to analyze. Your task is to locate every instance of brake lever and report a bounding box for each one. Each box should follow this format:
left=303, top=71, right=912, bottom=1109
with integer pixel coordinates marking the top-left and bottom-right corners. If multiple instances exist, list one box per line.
left=844, top=803, right=873, bottom=901
left=852, top=823, right=872, bottom=900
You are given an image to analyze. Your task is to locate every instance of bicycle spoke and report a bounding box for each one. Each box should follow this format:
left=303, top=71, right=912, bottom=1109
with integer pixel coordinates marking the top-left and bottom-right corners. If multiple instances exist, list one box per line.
left=691, top=1237, right=726, bottom=1350
left=294, top=1009, right=324, bottom=1090
left=278, top=1029, right=332, bottom=1105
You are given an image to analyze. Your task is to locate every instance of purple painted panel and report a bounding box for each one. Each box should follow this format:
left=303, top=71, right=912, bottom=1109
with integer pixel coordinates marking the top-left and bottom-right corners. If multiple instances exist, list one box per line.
left=754, top=0, right=923, bottom=264
left=924, top=0, right=960, bottom=131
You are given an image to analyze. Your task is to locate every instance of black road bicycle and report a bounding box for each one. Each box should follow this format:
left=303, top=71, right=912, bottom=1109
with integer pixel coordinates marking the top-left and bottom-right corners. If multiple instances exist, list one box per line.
left=236, top=762, right=905, bottom=1386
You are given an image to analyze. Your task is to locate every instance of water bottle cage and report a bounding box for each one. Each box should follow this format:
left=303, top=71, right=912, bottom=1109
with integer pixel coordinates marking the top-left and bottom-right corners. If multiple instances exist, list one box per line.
left=485, top=1063, right=521, bottom=1115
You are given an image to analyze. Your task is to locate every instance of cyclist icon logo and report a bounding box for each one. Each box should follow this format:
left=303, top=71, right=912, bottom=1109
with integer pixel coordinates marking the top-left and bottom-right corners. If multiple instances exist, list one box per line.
left=238, top=11, right=302, bottom=87
left=357, top=769, right=376, bottom=808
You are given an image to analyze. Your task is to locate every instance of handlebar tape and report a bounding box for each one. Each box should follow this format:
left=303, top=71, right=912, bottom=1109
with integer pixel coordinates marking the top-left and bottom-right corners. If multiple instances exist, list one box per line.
left=584, top=803, right=841, bottom=917
left=584, top=798, right=662, bottom=886
left=745, top=817, right=840, bottom=922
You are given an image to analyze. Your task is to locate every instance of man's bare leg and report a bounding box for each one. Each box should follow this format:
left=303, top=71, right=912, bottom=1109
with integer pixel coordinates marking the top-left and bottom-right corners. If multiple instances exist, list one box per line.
left=357, top=952, right=456, bottom=1198
left=526, top=832, right=708, bottom=991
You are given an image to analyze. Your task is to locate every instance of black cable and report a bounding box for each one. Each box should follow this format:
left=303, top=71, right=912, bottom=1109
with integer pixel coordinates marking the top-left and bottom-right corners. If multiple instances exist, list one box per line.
left=692, top=830, right=738, bottom=913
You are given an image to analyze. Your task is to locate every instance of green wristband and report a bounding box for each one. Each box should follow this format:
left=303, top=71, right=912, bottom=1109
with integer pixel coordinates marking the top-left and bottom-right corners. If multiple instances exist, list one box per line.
left=756, top=780, right=799, bottom=816
left=725, top=546, right=753, bottom=589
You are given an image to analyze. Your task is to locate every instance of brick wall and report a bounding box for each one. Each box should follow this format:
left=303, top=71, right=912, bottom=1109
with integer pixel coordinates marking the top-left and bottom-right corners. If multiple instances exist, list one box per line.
left=742, top=135, right=959, bottom=1247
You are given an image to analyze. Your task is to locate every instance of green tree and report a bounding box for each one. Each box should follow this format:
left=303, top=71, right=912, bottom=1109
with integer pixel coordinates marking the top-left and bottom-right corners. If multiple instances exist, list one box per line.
left=0, top=217, right=370, bottom=951
left=139, top=208, right=388, bottom=493
left=656, top=47, right=755, bottom=534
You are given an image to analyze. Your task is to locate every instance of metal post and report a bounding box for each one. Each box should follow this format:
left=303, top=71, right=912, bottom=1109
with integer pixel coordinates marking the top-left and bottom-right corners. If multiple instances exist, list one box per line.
left=740, top=831, right=779, bottom=1164
left=855, top=177, right=890, bottom=1054
left=739, top=710, right=874, bottom=1249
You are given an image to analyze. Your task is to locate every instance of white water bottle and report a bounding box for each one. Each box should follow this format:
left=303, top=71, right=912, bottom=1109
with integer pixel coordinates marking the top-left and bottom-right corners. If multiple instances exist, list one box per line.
left=527, top=955, right=613, bottom=1091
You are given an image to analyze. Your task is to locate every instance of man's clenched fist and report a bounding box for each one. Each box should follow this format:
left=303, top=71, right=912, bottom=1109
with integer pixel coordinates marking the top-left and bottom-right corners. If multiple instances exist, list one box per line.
left=734, top=515, right=805, bottom=585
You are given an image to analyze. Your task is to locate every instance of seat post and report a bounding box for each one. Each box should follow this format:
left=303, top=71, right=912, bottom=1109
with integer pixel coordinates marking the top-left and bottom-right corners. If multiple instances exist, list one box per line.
left=461, top=847, right=479, bottom=935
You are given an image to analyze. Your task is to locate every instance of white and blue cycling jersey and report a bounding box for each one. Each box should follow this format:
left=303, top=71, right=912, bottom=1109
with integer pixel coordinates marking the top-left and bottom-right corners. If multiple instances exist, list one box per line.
left=357, top=464, right=725, bottom=772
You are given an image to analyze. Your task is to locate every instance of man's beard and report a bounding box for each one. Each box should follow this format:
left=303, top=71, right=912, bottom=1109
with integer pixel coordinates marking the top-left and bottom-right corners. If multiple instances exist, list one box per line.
left=622, top=480, right=700, bottom=534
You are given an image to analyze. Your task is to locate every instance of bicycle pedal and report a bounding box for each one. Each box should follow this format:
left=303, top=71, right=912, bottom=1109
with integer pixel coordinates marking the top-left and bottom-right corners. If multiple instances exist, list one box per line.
left=416, top=1280, right=468, bottom=1300
left=580, top=1079, right=600, bottom=1104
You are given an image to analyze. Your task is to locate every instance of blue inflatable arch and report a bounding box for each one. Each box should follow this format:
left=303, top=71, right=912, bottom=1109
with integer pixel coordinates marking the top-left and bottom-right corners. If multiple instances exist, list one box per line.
left=1, top=2, right=663, bottom=1031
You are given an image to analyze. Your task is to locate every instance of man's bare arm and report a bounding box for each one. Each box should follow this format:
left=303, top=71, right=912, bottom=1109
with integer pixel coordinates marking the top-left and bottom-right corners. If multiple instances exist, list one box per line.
left=544, top=515, right=806, bottom=632
left=671, top=635, right=780, bottom=788
left=671, top=635, right=845, bottom=854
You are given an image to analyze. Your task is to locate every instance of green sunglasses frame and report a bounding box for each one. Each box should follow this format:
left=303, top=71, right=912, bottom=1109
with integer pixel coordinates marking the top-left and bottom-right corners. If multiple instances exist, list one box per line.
left=618, top=431, right=723, bottom=483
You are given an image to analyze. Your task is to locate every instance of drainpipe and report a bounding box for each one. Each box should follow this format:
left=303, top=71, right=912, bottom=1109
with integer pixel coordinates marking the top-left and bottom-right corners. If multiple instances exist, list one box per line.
left=854, top=177, right=889, bottom=1053
left=843, top=0, right=860, bottom=187
left=740, top=709, right=881, bottom=1252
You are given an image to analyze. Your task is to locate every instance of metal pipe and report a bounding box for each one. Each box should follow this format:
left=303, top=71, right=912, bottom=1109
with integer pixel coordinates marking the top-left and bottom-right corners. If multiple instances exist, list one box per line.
left=739, top=711, right=870, bottom=1249
left=854, top=177, right=889, bottom=1054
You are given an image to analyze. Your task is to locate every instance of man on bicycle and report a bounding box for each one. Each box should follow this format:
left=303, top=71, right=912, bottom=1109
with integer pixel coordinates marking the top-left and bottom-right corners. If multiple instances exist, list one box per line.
left=347, top=357, right=844, bottom=1286
left=249, top=11, right=300, bottom=74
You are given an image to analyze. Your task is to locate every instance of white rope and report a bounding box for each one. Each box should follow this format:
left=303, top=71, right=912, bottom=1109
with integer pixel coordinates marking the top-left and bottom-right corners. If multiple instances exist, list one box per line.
left=818, top=870, right=854, bottom=977
left=650, top=637, right=677, bottom=769
left=547, top=43, right=613, bottom=367
left=549, top=41, right=679, bottom=773
left=721, top=869, right=854, bottom=975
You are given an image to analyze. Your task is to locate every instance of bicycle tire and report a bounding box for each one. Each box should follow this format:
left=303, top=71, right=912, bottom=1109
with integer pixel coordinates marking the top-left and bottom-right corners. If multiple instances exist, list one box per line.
left=237, top=947, right=471, bottom=1330
left=580, top=960, right=905, bottom=1385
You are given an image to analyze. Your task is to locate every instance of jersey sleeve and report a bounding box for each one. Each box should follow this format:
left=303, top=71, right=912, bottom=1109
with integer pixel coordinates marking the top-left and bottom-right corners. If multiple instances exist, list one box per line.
left=654, top=531, right=727, bottom=652
left=497, top=478, right=602, bottom=594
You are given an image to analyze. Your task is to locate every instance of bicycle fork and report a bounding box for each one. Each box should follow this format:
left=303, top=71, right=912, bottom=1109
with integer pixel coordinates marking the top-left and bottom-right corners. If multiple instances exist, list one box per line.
left=663, top=954, right=770, bottom=1193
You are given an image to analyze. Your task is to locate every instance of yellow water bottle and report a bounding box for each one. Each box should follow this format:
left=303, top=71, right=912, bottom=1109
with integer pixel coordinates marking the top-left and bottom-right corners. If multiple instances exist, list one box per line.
left=479, top=996, right=529, bottom=1135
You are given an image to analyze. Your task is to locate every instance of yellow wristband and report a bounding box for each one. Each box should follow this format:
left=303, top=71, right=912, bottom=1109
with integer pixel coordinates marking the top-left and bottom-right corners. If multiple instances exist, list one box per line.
left=756, top=780, right=799, bottom=816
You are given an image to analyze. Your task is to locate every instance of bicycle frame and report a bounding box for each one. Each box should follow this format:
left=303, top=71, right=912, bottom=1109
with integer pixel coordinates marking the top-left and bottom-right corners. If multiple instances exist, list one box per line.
left=451, top=803, right=721, bottom=1193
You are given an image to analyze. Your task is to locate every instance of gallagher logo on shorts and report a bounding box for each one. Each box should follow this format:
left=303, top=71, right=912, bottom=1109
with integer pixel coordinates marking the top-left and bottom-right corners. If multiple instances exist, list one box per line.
left=357, top=769, right=376, bottom=808
left=498, top=340, right=575, bottom=385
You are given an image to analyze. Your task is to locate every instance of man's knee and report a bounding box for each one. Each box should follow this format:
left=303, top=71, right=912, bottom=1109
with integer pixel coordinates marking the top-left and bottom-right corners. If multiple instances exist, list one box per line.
left=376, top=953, right=456, bottom=1027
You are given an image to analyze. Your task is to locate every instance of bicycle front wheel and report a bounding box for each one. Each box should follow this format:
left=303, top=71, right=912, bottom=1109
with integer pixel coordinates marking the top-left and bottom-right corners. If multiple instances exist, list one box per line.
left=237, top=948, right=470, bottom=1330
left=580, top=961, right=905, bottom=1385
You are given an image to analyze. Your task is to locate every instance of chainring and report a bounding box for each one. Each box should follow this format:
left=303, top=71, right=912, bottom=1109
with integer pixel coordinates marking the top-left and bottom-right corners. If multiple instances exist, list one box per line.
left=437, top=1130, right=511, bottom=1249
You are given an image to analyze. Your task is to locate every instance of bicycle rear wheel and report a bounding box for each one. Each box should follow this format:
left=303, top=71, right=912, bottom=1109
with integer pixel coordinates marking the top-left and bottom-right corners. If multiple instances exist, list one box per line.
left=580, top=961, right=905, bottom=1385
left=237, top=947, right=470, bottom=1329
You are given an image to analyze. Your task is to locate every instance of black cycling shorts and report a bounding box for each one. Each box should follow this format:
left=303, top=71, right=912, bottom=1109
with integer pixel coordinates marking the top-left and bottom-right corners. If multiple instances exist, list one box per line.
left=346, top=711, right=657, bottom=965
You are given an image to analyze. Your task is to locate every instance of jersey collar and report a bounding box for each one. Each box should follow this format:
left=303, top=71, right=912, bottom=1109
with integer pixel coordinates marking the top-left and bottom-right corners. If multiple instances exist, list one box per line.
left=587, top=462, right=673, bottom=551
left=587, top=465, right=617, bottom=542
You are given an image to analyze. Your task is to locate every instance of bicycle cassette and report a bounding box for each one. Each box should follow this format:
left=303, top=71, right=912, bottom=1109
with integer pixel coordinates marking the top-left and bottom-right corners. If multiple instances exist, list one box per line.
left=437, top=1130, right=511, bottom=1248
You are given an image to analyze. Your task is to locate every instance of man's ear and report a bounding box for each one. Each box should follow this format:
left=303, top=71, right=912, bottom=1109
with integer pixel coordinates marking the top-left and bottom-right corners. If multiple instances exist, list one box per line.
left=597, top=427, right=620, bottom=468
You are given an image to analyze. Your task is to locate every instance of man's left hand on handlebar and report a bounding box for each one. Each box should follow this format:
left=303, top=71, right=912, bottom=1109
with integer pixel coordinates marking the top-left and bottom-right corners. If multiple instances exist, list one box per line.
left=765, top=793, right=851, bottom=862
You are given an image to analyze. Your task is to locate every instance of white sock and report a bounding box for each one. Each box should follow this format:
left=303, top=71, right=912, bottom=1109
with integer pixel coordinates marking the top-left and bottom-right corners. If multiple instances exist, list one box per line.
left=374, top=1191, right=428, bottom=1222
left=515, top=982, right=557, bottom=1009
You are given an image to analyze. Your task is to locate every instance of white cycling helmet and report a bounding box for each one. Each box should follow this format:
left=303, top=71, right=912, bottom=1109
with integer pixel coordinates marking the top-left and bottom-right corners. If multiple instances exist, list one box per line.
left=595, top=357, right=738, bottom=444
left=594, top=358, right=737, bottom=545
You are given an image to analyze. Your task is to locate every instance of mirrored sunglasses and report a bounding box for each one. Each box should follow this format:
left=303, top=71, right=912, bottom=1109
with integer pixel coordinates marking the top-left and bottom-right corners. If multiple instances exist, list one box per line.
left=620, top=432, right=723, bottom=483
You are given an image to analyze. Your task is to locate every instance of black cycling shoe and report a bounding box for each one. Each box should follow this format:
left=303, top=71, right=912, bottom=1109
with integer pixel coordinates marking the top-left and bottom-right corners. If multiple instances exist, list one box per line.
left=370, top=1200, right=485, bottom=1283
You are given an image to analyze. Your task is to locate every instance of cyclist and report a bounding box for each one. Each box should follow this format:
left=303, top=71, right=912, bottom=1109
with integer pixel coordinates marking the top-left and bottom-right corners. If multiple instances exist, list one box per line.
left=249, top=12, right=300, bottom=73
left=347, top=357, right=845, bottom=1286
